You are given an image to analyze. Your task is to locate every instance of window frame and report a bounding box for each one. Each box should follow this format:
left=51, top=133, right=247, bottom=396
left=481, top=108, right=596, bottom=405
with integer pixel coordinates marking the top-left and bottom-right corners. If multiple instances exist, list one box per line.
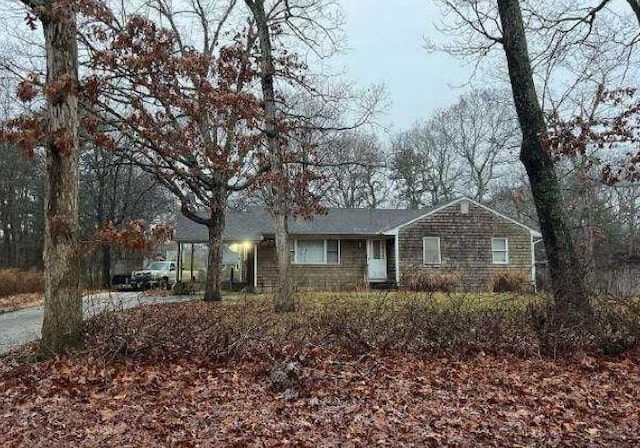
left=491, top=237, right=509, bottom=265
left=292, top=239, right=341, bottom=265
left=422, top=236, right=442, bottom=265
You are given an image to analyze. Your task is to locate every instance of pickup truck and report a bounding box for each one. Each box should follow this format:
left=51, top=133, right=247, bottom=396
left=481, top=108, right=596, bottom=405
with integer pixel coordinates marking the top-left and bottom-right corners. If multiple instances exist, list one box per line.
left=130, top=261, right=177, bottom=290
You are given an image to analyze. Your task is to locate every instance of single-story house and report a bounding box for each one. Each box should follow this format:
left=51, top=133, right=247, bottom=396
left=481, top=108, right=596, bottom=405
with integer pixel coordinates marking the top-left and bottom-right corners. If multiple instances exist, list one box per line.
left=174, top=197, right=542, bottom=292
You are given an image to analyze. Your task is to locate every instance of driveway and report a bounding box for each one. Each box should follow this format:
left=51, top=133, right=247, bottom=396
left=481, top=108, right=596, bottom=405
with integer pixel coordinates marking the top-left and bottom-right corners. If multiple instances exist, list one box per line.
left=0, top=291, right=196, bottom=354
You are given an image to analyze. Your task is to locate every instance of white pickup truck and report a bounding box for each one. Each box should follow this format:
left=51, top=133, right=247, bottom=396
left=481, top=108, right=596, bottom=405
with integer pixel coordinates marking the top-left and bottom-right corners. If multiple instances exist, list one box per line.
left=130, top=261, right=177, bottom=290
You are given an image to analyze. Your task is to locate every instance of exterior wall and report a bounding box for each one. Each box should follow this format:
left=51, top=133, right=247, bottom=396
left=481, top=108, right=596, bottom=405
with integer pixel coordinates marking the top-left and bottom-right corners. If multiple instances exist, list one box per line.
left=385, top=238, right=396, bottom=281
left=255, top=238, right=368, bottom=292
left=397, top=202, right=533, bottom=291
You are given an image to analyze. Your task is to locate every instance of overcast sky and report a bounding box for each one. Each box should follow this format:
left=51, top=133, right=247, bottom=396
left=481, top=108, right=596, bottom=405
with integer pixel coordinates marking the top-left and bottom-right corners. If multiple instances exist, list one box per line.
left=331, top=0, right=476, bottom=132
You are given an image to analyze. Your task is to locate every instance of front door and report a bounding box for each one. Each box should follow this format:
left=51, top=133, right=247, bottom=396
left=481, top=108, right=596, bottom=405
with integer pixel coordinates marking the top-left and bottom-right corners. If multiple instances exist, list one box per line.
left=367, top=240, right=387, bottom=281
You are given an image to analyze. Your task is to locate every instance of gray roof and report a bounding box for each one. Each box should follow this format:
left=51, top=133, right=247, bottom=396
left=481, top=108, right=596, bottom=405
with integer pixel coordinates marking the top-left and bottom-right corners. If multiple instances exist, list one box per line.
left=175, top=206, right=428, bottom=242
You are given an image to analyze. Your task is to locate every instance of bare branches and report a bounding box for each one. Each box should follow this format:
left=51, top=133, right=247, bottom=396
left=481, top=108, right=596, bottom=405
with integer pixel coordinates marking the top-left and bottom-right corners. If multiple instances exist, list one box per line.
left=433, top=0, right=640, bottom=115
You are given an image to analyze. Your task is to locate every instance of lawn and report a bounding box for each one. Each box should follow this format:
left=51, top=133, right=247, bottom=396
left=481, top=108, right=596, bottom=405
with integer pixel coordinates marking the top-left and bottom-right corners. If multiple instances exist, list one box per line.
left=2, top=292, right=639, bottom=447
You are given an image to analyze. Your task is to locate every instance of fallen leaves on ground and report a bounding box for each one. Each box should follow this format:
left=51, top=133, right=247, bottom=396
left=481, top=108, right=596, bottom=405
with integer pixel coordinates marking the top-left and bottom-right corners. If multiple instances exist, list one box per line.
left=2, top=349, right=640, bottom=447
left=0, top=293, right=42, bottom=312
left=3, top=296, right=640, bottom=446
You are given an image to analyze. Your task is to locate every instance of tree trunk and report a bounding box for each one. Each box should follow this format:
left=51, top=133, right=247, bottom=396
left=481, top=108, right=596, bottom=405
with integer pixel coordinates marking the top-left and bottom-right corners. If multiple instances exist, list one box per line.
left=626, top=0, right=640, bottom=26
left=40, top=5, right=83, bottom=353
left=203, top=208, right=224, bottom=302
left=101, top=244, right=111, bottom=289
left=273, top=213, right=294, bottom=312
left=246, top=0, right=295, bottom=312
left=496, top=0, right=589, bottom=317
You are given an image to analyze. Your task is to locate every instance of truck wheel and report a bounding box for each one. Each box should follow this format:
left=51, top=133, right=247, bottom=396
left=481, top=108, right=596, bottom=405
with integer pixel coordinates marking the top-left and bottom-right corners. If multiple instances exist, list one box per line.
left=162, top=277, right=170, bottom=290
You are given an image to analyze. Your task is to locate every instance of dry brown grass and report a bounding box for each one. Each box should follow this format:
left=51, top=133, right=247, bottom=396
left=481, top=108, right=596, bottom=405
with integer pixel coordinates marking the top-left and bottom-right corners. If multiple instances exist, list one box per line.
left=0, top=269, right=44, bottom=299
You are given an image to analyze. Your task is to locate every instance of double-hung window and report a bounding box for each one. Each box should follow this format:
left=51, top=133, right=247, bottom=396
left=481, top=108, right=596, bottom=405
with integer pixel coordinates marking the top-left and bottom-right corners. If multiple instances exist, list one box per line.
left=292, top=239, right=340, bottom=265
left=423, top=237, right=442, bottom=265
left=491, top=238, right=509, bottom=264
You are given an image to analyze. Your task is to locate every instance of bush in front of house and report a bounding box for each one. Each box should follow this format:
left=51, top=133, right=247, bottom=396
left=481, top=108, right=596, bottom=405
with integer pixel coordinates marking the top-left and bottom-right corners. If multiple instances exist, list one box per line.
left=403, top=268, right=461, bottom=292
left=491, top=269, right=530, bottom=293
left=81, top=292, right=640, bottom=362
left=172, top=281, right=194, bottom=295
left=0, top=269, right=44, bottom=298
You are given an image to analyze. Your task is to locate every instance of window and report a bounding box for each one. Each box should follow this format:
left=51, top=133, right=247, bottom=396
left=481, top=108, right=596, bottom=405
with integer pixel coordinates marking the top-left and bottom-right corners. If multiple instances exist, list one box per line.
left=492, top=238, right=509, bottom=264
left=327, top=240, right=339, bottom=264
left=292, top=239, right=340, bottom=265
left=423, top=237, right=441, bottom=265
left=371, top=240, right=384, bottom=260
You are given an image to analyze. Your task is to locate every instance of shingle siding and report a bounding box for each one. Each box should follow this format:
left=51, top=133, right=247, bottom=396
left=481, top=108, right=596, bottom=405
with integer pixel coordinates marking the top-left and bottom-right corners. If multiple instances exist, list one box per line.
left=397, top=202, right=533, bottom=291
left=256, top=238, right=368, bottom=292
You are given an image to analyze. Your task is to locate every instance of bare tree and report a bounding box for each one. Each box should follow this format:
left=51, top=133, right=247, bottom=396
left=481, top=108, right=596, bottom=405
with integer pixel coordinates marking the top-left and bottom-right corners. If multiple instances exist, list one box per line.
left=244, top=0, right=295, bottom=311
left=495, top=0, right=589, bottom=314
left=79, top=141, right=171, bottom=288
left=437, top=89, right=520, bottom=202
left=431, top=0, right=619, bottom=314
left=243, top=0, right=348, bottom=312
left=390, top=120, right=461, bottom=208
left=318, top=131, right=388, bottom=209
left=0, top=76, right=44, bottom=268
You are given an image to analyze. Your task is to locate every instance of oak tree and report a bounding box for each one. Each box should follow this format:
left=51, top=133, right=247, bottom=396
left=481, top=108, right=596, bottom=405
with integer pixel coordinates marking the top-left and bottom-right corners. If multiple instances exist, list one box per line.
left=1, top=0, right=86, bottom=352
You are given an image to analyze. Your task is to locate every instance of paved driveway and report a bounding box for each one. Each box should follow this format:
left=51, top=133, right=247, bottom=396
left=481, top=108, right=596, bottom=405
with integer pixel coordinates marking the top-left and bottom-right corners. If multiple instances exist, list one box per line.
left=0, top=292, right=195, bottom=354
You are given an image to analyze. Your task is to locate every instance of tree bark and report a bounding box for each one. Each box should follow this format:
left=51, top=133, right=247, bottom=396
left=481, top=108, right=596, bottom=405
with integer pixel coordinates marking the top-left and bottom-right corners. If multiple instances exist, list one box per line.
left=180, top=202, right=226, bottom=302
left=204, top=208, right=224, bottom=302
left=39, top=4, right=83, bottom=353
left=496, top=0, right=590, bottom=316
left=245, top=0, right=294, bottom=312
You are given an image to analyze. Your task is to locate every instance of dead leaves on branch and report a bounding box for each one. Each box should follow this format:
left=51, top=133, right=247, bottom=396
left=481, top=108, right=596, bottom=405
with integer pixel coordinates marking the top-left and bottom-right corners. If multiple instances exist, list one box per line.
left=546, top=86, right=640, bottom=184
left=91, top=219, right=174, bottom=254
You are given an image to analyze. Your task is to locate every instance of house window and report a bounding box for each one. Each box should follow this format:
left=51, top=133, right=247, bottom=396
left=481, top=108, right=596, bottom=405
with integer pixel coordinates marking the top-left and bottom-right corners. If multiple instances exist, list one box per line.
left=371, top=240, right=385, bottom=260
left=327, top=240, right=339, bottom=264
left=293, top=239, right=340, bottom=265
left=423, top=237, right=441, bottom=265
left=492, top=238, right=509, bottom=264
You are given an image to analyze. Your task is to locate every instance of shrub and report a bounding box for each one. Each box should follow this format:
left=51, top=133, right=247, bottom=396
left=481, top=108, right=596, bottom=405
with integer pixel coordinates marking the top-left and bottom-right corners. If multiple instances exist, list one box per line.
left=81, top=292, right=640, bottom=363
left=0, top=269, right=44, bottom=298
left=403, top=268, right=461, bottom=292
left=491, top=269, right=530, bottom=293
left=172, top=281, right=193, bottom=295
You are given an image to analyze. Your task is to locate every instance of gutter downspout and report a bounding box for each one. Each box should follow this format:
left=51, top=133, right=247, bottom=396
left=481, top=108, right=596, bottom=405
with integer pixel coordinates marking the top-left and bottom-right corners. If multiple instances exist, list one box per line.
left=395, top=232, right=400, bottom=286
left=532, top=236, right=544, bottom=293
left=253, top=242, right=258, bottom=292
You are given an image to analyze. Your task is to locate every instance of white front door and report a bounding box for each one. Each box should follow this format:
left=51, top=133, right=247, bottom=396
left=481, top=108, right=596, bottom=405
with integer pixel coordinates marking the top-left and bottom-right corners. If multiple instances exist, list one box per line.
left=367, top=240, right=387, bottom=281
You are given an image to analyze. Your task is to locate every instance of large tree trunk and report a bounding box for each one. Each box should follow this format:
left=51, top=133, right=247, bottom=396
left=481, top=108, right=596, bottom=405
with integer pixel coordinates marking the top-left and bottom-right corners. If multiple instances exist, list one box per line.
left=246, top=0, right=295, bottom=312
left=496, top=0, right=589, bottom=316
left=203, top=207, right=224, bottom=302
left=40, top=4, right=82, bottom=353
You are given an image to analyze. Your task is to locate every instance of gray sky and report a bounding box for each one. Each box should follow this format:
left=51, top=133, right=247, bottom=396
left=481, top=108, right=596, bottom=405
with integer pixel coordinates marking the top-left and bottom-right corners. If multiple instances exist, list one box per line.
left=332, top=0, right=475, bottom=132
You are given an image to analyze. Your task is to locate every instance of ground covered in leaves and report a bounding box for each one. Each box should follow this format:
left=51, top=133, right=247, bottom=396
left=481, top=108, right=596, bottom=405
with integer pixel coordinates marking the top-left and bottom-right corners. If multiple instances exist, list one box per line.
left=0, top=293, right=42, bottom=312
left=2, top=295, right=640, bottom=446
